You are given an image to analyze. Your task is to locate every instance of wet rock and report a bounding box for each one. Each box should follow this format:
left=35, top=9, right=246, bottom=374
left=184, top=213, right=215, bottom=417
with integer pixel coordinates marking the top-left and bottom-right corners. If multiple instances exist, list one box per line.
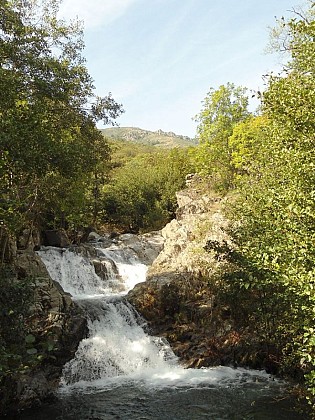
left=1, top=250, right=87, bottom=415
left=87, top=231, right=103, bottom=242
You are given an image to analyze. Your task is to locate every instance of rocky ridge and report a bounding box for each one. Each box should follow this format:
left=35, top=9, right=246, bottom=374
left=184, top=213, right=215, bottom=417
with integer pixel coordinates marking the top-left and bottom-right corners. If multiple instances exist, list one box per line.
left=102, top=126, right=197, bottom=148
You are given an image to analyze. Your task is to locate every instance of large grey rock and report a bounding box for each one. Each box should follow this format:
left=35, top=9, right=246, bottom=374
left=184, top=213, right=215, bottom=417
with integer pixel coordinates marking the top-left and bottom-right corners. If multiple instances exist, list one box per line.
left=1, top=251, right=87, bottom=415
left=147, top=189, right=228, bottom=278
left=127, top=184, right=246, bottom=369
left=110, top=231, right=164, bottom=265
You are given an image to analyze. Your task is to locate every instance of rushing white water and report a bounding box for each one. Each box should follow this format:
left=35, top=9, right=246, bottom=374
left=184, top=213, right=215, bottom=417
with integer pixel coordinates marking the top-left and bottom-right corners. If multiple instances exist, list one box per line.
left=97, top=246, right=148, bottom=291
left=37, top=241, right=276, bottom=394
left=38, top=247, right=114, bottom=298
left=38, top=245, right=147, bottom=298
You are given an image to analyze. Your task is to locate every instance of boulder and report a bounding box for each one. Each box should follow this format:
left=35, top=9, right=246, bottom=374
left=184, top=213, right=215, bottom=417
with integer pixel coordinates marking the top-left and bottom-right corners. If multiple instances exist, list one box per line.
left=17, top=228, right=41, bottom=251
left=118, top=232, right=164, bottom=265
left=0, top=251, right=87, bottom=415
left=43, top=229, right=70, bottom=247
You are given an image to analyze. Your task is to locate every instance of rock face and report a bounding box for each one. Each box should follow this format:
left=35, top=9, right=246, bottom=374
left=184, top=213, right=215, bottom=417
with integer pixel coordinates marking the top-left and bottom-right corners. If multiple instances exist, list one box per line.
left=127, top=177, right=275, bottom=371
left=114, top=231, right=164, bottom=265
left=15, top=252, right=87, bottom=365
left=0, top=249, right=87, bottom=415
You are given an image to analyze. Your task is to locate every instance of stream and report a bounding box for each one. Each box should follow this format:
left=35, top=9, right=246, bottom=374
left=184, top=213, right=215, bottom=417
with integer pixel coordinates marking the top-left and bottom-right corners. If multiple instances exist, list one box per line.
left=18, top=235, right=305, bottom=419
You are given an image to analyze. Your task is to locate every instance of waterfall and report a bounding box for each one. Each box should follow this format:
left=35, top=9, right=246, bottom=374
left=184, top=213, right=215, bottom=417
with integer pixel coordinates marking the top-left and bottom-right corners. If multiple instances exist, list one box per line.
left=37, top=238, right=275, bottom=392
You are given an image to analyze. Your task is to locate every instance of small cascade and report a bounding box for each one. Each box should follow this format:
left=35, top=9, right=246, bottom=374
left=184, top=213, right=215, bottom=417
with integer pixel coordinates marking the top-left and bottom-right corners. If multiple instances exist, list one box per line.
left=38, top=244, right=148, bottom=298
left=61, top=298, right=177, bottom=386
left=96, top=246, right=148, bottom=291
left=38, top=239, right=180, bottom=389
left=38, top=247, right=114, bottom=298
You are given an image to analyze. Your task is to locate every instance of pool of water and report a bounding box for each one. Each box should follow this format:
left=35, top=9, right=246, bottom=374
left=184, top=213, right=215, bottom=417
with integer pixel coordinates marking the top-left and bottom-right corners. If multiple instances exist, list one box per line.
left=17, top=380, right=305, bottom=420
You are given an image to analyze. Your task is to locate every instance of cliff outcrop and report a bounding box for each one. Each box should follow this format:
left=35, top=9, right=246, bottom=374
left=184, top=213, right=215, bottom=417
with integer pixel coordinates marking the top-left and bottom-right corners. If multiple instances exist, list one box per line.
left=127, top=177, right=277, bottom=371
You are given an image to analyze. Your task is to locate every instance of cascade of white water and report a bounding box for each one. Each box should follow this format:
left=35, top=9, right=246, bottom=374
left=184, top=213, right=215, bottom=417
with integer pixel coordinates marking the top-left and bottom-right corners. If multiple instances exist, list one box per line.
left=37, top=245, right=147, bottom=298
left=38, top=247, right=113, bottom=298
left=38, top=242, right=275, bottom=392
left=96, top=246, right=148, bottom=291
left=61, top=298, right=177, bottom=386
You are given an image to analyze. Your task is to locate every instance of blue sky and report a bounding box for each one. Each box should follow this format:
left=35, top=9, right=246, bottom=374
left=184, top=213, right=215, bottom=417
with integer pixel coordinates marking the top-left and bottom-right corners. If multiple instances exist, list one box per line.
left=58, top=0, right=303, bottom=138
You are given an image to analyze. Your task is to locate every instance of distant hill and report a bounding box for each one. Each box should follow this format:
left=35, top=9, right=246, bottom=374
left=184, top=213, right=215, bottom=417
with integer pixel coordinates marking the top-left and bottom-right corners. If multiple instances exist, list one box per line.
left=101, top=127, right=198, bottom=148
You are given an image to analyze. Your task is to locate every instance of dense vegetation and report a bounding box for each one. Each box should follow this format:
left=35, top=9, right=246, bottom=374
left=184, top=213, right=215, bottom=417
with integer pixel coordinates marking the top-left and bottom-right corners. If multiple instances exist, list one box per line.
left=0, top=0, right=193, bottom=238
left=189, top=2, right=315, bottom=409
left=102, top=141, right=194, bottom=232
left=0, top=0, right=123, bottom=240
left=0, top=267, right=36, bottom=376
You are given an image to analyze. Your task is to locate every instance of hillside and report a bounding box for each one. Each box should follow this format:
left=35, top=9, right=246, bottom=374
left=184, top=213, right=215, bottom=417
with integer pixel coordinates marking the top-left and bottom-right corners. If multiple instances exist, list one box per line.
left=101, top=127, right=198, bottom=148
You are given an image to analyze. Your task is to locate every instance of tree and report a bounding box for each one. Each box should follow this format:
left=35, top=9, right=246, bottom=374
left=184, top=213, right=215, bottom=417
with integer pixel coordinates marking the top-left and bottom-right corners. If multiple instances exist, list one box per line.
left=228, top=115, right=269, bottom=178
left=226, top=2, right=315, bottom=408
left=0, top=0, right=123, bottom=234
left=191, top=83, right=250, bottom=190
left=102, top=148, right=194, bottom=232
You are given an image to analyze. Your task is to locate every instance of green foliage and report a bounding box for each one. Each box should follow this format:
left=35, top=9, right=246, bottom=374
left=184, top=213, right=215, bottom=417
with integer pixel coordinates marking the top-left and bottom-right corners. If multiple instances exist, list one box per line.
left=228, top=115, right=269, bottom=178
left=223, top=3, right=315, bottom=410
left=107, top=138, right=156, bottom=169
left=191, top=82, right=250, bottom=191
left=0, top=0, right=122, bottom=234
left=0, top=266, right=35, bottom=374
left=102, top=147, right=194, bottom=232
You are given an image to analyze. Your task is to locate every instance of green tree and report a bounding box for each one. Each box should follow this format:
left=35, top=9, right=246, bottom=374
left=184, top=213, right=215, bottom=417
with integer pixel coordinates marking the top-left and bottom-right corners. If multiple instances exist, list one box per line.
left=0, top=0, right=123, bottom=234
left=226, top=2, right=315, bottom=409
left=102, top=148, right=194, bottom=232
left=228, top=115, right=269, bottom=178
left=192, top=82, right=250, bottom=190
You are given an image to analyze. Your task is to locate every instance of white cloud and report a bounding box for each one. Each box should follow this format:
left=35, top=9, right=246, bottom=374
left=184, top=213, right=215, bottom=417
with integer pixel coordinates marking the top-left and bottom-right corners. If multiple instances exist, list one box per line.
left=58, top=0, right=137, bottom=29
